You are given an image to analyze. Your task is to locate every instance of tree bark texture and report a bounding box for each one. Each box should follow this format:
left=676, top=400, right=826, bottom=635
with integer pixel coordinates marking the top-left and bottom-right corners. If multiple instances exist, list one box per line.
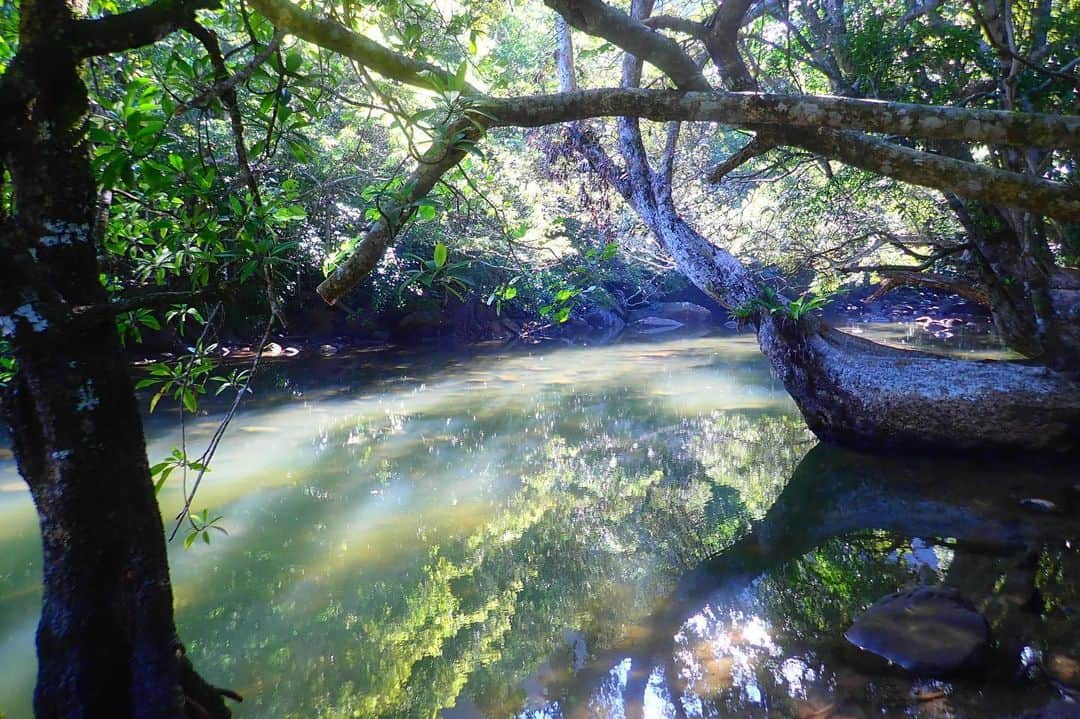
left=1, top=1, right=233, bottom=716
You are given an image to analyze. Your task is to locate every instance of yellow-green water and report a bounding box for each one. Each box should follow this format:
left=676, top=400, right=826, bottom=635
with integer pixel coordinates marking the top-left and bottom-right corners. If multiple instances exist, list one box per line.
left=0, top=331, right=1076, bottom=718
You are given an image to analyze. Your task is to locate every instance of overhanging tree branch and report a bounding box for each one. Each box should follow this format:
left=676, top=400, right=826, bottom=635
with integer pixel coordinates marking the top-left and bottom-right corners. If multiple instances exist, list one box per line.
left=641, top=14, right=707, bottom=38
left=707, top=136, right=777, bottom=182
left=247, top=0, right=466, bottom=92
left=176, top=28, right=285, bottom=114
left=862, top=271, right=991, bottom=306
left=69, top=0, right=222, bottom=58
left=787, top=127, right=1080, bottom=222
left=543, top=0, right=711, bottom=91
left=474, top=89, right=1080, bottom=150
left=315, top=119, right=485, bottom=305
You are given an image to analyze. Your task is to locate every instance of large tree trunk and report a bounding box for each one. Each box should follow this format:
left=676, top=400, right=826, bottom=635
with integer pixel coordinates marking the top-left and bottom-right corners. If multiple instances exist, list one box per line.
left=0, top=2, right=231, bottom=716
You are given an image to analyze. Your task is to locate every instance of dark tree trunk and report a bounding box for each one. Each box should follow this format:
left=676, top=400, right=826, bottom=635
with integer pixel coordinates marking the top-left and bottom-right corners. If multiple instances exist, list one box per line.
left=0, top=2, right=231, bottom=716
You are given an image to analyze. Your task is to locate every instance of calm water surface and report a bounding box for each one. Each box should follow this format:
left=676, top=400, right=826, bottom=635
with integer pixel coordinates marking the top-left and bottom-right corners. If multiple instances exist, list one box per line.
left=0, top=328, right=1077, bottom=718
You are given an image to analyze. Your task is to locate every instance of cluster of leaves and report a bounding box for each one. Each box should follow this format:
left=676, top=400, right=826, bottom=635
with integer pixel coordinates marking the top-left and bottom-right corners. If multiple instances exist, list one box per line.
left=183, top=508, right=229, bottom=549
left=0, top=339, right=15, bottom=388
left=399, top=242, right=474, bottom=303
left=536, top=242, right=620, bottom=324
left=732, top=287, right=833, bottom=322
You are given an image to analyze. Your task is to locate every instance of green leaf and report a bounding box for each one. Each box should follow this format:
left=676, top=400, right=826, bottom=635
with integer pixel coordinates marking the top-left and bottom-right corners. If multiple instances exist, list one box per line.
left=433, top=242, right=448, bottom=268
left=416, top=203, right=438, bottom=222
left=454, top=61, right=468, bottom=91
left=285, top=49, right=303, bottom=73
left=184, top=532, right=196, bottom=549
left=272, top=204, right=307, bottom=222
left=181, top=388, right=197, bottom=414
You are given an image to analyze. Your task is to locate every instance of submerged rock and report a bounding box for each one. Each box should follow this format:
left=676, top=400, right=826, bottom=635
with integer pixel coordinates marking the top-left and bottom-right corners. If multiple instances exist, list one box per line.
left=1047, top=653, right=1080, bottom=689
left=652, top=301, right=713, bottom=324
left=845, top=586, right=990, bottom=677
left=630, top=317, right=682, bottom=332
left=1020, top=498, right=1062, bottom=514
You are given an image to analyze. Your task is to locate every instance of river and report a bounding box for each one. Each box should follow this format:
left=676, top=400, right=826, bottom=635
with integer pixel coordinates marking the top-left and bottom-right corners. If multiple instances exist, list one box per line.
left=0, top=328, right=1076, bottom=718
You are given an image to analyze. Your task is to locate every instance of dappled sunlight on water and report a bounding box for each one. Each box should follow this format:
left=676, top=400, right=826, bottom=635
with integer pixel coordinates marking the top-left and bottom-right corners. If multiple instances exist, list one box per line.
left=0, top=332, right=1077, bottom=719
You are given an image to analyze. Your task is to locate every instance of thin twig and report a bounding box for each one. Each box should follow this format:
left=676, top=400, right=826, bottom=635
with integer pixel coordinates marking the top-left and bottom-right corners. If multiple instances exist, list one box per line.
left=170, top=313, right=275, bottom=540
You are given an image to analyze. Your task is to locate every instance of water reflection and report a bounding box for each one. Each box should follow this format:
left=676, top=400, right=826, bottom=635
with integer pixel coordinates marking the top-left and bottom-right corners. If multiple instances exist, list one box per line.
left=0, top=332, right=1076, bottom=719
left=531, top=445, right=1079, bottom=719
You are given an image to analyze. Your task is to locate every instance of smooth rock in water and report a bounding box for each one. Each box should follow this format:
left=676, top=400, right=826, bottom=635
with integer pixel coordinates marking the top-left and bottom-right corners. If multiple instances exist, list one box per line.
left=1020, top=498, right=1061, bottom=514
left=844, top=586, right=989, bottom=677
left=629, top=301, right=712, bottom=325
left=584, top=307, right=625, bottom=334
left=635, top=316, right=684, bottom=329
left=652, top=301, right=713, bottom=325
left=319, top=344, right=339, bottom=356
left=260, top=342, right=283, bottom=357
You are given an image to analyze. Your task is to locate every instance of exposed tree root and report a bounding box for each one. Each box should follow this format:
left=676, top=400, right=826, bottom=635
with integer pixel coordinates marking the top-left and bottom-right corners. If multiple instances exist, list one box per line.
left=179, top=647, right=242, bottom=719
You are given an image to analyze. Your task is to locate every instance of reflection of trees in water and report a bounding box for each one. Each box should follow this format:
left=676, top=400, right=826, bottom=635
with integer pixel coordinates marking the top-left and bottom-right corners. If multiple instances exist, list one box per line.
left=177, top=403, right=809, bottom=719
left=540, top=445, right=1080, bottom=719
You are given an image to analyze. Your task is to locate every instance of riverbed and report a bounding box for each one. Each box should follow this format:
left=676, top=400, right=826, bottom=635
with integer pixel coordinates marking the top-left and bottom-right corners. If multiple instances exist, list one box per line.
left=0, top=328, right=1076, bottom=718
